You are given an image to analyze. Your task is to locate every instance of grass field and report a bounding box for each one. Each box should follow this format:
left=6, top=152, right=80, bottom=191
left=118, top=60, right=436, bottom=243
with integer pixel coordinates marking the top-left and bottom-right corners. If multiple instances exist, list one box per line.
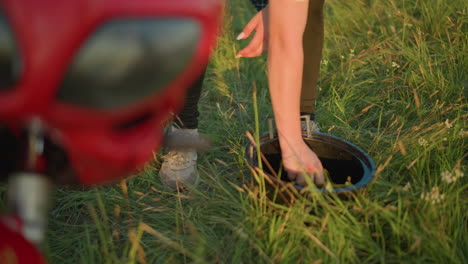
left=3, top=0, right=466, bottom=263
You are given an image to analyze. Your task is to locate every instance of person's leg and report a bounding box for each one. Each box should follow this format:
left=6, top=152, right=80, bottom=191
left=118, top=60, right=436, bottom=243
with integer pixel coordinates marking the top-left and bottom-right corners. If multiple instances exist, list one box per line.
left=300, top=0, right=325, bottom=119
left=160, top=70, right=206, bottom=190
left=173, top=70, right=206, bottom=129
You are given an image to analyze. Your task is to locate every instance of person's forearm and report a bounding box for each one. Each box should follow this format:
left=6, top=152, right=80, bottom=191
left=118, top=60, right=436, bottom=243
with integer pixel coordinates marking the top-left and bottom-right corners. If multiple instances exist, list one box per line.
left=268, top=41, right=303, bottom=144
left=267, top=0, right=309, bottom=146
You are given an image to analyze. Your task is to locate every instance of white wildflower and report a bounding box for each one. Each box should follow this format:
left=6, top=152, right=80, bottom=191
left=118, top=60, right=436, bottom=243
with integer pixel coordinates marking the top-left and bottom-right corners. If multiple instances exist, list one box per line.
left=350, top=49, right=355, bottom=57
left=340, top=55, right=345, bottom=60
left=441, top=171, right=455, bottom=184
left=441, top=169, right=464, bottom=184
left=454, top=168, right=465, bottom=179
left=444, top=119, right=452, bottom=129
left=420, top=186, right=445, bottom=205
left=321, top=59, right=329, bottom=66
left=418, top=138, right=428, bottom=147
left=391, top=61, right=400, bottom=68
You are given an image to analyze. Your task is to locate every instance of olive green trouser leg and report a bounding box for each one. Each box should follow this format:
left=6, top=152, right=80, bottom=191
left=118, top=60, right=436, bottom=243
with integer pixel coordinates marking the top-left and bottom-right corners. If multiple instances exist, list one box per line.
left=301, top=0, right=325, bottom=115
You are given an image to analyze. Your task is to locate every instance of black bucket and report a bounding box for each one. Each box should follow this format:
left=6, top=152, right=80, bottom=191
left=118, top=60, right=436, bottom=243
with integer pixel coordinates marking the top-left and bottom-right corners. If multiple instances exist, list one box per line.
left=246, top=132, right=376, bottom=193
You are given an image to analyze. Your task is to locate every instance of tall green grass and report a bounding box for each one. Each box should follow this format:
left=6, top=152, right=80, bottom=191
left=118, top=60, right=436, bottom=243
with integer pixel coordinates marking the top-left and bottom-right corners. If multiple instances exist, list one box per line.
left=1, top=0, right=465, bottom=263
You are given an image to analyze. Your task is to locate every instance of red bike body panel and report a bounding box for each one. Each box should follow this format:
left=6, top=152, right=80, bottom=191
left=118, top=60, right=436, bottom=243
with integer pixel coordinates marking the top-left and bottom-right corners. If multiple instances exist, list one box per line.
left=0, top=218, right=46, bottom=264
left=0, top=0, right=223, bottom=184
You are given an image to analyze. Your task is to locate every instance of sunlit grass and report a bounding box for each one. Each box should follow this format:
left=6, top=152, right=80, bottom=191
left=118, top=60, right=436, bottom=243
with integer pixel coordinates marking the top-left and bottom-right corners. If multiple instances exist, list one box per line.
left=1, top=0, right=465, bottom=263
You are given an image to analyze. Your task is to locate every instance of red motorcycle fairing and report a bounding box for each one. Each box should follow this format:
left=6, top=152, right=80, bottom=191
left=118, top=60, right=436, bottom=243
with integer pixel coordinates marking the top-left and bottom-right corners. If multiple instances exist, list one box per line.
left=0, top=217, right=46, bottom=264
left=0, top=0, right=223, bottom=184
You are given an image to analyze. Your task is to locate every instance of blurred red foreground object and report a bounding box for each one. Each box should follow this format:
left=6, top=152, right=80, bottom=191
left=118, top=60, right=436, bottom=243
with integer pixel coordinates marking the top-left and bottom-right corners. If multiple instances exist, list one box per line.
left=0, top=0, right=223, bottom=262
left=0, top=0, right=223, bottom=185
left=0, top=218, right=46, bottom=264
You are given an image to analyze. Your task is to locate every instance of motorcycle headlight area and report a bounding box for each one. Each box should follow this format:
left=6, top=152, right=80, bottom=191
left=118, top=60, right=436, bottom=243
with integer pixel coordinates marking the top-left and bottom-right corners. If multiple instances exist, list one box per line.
left=0, top=9, right=22, bottom=89
left=58, top=18, right=200, bottom=109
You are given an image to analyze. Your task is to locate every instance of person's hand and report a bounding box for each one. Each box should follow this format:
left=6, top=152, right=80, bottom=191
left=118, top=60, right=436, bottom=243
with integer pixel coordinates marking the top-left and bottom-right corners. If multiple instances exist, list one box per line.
left=280, top=139, right=324, bottom=187
left=235, top=7, right=269, bottom=58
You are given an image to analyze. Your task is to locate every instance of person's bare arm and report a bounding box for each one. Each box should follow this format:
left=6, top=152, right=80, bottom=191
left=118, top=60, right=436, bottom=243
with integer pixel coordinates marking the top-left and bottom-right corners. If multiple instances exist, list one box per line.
left=268, top=0, right=323, bottom=185
left=236, top=0, right=324, bottom=185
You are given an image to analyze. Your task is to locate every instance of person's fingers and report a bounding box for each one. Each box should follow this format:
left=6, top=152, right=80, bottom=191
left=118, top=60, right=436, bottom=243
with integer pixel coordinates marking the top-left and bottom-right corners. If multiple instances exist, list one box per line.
left=236, top=14, right=260, bottom=41
left=236, top=23, right=264, bottom=58
left=314, top=170, right=325, bottom=187
left=238, top=43, right=264, bottom=58
left=287, top=170, right=312, bottom=187
left=282, top=144, right=324, bottom=187
left=288, top=167, right=324, bottom=187
left=295, top=173, right=307, bottom=186
left=306, top=161, right=324, bottom=186
left=286, top=169, right=297, bottom=181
